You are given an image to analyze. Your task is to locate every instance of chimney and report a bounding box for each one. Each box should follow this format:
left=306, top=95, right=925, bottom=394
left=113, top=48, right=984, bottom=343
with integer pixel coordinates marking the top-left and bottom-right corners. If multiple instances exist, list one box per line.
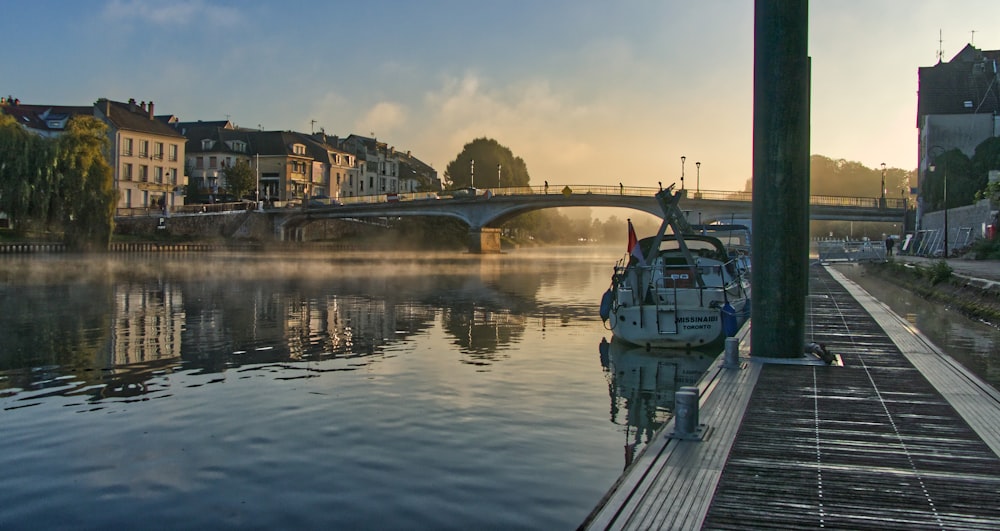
left=129, top=98, right=136, bottom=112
left=140, top=101, right=146, bottom=113
left=148, top=100, right=154, bottom=119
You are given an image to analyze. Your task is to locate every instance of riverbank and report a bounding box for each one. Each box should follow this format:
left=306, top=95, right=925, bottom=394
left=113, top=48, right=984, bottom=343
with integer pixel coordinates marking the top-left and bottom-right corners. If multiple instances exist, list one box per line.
left=857, top=256, right=1000, bottom=328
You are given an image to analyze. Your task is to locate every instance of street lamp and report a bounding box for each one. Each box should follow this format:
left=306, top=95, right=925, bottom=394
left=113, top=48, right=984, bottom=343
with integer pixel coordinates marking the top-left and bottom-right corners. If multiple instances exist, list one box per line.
left=497, top=163, right=501, bottom=190
left=696, top=161, right=701, bottom=197
left=680, top=156, right=686, bottom=190
left=928, top=162, right=948, bottom=258
left=470, top=159, right=475, bottom=188
left=880, top=162, right=886, bottom=208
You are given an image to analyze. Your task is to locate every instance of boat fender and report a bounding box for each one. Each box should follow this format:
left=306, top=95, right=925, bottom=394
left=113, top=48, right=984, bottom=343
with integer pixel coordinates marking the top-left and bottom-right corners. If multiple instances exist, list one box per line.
left=721, top=302, right=737, bottom=337
left=599, top=289, right=613, bottom=322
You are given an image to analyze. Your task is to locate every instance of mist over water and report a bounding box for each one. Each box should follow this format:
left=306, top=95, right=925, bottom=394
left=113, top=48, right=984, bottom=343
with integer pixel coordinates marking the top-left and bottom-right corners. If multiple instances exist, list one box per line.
left=0, top=247, right=706, bottom=529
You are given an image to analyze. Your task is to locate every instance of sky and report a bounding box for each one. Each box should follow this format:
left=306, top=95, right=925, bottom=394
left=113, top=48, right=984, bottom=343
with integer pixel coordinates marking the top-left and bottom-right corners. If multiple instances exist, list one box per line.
left=2, top=1, right=999, bottom=194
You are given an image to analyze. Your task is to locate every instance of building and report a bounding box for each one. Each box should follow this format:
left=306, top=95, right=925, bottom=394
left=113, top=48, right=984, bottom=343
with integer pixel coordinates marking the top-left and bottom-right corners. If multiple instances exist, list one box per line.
left=174, top=120, right=255, bottom=202
left=95, top=98, right=187, bottom=211
left=2, top=97, right=187, bottom=212
left=339, top=134, right=399, bottom=197
left=0, top=100, right=93, bottom=138
left=396, top=149, right=441, bottom=193
left=301, top=133, right=359, bottom=200
left=916, top=44, right=1000, bottom=227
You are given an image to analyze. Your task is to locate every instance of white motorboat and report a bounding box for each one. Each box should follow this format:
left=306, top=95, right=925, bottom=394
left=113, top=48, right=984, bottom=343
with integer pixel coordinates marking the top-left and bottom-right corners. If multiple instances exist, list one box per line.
left=600, top=187, right=750, bottom=349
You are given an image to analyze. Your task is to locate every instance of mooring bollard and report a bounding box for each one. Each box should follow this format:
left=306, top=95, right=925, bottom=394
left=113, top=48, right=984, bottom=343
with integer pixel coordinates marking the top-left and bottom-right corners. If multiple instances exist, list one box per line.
left=724, top=336, right=740, bottom=369
left=673, top=389, right=699, bottom=437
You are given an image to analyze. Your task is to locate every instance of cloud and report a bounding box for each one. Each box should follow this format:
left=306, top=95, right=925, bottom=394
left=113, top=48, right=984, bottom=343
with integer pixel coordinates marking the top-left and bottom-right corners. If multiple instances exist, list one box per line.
left=102, top=0, right=240, bottom=27
left=355, top=102, right=408, bottom=138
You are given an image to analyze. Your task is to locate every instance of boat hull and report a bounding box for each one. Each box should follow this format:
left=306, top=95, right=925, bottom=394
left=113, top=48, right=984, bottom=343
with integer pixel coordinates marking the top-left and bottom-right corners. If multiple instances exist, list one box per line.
left=609, top=299, right=748, bottom=349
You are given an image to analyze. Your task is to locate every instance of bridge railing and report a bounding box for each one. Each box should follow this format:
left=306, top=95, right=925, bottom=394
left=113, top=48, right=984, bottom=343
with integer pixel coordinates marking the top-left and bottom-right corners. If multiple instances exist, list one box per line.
left=126, top=186, right=906, bottom=216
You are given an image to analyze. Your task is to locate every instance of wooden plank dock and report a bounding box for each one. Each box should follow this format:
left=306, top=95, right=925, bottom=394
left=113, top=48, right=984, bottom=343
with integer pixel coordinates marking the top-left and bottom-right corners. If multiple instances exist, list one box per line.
left=582, top=264, right=1000, bottom=530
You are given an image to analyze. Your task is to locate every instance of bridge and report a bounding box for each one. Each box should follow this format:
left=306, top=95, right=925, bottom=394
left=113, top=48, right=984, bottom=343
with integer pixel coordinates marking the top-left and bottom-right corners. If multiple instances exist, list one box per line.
left=269, top=185, right=907, bottom=251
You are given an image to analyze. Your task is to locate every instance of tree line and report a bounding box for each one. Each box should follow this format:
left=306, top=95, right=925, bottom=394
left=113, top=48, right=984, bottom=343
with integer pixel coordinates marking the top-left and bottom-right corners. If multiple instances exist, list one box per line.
left=0, top=114, right=117, bottom=250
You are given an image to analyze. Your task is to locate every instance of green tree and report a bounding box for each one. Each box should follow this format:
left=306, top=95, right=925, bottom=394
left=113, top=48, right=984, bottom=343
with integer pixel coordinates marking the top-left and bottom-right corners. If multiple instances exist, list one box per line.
left=0, top=113, right=58, bottom=235
left=444, top=138, right=530, bottom=189
left=57, top=116, right=117, bottom=250
left=222, top=159, right=255, bottom=200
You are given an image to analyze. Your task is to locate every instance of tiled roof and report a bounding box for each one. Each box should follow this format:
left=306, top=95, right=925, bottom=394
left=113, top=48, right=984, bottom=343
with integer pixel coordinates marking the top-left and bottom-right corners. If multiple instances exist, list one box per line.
left=918, top=44, right=1000, bottom=124
left=0, top=103, right=94, bottom=133
left=96, top=98, right=185, bottom=138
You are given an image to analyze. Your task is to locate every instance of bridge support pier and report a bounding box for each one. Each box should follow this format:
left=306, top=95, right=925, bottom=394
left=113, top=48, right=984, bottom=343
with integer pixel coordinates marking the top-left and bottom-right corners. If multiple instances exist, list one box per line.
left=468, top=228, right=501, bottom=254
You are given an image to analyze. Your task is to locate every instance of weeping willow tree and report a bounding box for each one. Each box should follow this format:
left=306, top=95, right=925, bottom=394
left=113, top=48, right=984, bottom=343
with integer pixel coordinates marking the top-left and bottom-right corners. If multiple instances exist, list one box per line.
left=0, top=113, right=58, bottom=235
left=56, top=116, right=117, bottom=250
left=0, top=114, right=117, bottom=249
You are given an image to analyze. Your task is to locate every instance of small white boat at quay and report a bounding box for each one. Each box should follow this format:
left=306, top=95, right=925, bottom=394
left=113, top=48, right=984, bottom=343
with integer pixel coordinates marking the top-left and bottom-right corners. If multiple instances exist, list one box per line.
left=600, top=186, right=750, bottom=349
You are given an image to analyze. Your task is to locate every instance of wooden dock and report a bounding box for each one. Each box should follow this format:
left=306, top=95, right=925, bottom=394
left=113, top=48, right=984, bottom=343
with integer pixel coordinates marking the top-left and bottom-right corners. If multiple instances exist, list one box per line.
left=582, top=264, right=1000, bottom=530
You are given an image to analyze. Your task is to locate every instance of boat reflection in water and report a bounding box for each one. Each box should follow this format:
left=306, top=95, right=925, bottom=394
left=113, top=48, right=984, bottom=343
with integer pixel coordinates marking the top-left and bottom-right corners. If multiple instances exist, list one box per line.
left=599, top=337, right=716, bottom=468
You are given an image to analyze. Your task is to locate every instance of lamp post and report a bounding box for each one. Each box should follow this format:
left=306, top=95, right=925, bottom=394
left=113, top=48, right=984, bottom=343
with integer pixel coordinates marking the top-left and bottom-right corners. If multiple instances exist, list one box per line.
left=497, top=163, right=501, bottom=190
left=680, top=156, right=686, bottom=190
left=928, top=162, right=948, bottom=258
left=470, top=159, right=475, bottom=188
left=880, top=162, right=886, bottom=208
left=696, top=161, right=701, bottom=198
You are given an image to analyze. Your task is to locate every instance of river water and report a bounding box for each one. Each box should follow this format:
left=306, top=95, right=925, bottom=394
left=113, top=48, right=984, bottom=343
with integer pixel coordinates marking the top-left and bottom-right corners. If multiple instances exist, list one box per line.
left=0, top=247, right=717, bottom=530
left=833, top=263, right=1000, bottom=389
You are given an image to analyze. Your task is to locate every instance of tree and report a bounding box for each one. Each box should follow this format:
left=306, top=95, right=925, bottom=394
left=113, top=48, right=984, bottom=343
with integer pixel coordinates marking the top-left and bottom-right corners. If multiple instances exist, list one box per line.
left=222, top=159, right=255, bottom=200
left=0, top=113, right=58, bottom=234
left=57, top=116, right=117, bottom=250
left=444, top=138, right=530, bottom=189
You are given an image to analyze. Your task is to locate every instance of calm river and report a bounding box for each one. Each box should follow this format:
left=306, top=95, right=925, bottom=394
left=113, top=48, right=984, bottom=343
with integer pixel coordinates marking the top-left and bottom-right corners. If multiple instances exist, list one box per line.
left=834, top=263, right=1000, bottom=389
left=0, top=247, right=716, bottom=530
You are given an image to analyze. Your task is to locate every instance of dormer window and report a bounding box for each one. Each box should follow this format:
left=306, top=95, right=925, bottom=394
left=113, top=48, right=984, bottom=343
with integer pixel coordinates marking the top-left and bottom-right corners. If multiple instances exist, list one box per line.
left=964, top=101, right=974, bottom=109
left=293, top=143, right=306, bottom=155
left=228, top=140, right=247, bottom=153
left=201, top=139, right=214, bottom=150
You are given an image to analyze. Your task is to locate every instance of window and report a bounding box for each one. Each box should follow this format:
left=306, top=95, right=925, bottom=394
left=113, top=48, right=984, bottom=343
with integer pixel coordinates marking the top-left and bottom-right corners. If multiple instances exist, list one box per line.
left=336, top=173, right=341, bottom=185
left=139, top=165, right=148, bottom=182
left=139, top=140, right=149, bottom=158
left=224, top=157, right=232, bottom=168
left=154, top=142, right=163, bottom=159
left=169, top=169, right=177, bottom=185
left=154, top=166, right=163, bottom=183
left=195, top=157, right=204, bottom=169
left=232, top=141, right=246, bottom=153
left=201, top=139, right=214, bottom=150
left=122, top=163, right=133, bottom=181
left=122, top=138, right=133, bottom=156
left=209, top=156, right=217, bottom=169
left=293, top=144, right=306, bottom=155
left=168, top=144, right=178, bottom=161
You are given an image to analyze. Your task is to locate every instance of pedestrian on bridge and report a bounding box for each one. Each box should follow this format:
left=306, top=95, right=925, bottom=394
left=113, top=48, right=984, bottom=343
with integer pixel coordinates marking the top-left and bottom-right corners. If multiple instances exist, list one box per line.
left=544, top=181, right=549, bottom=194
left=620, top=182, right=624, bottom=195
left=885, top=236, right=894, bottom=257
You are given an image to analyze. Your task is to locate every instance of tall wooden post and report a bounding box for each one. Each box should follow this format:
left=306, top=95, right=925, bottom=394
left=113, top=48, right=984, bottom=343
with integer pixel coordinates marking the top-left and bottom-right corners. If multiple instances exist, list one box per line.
left=751, top=0, right=810, bottom=358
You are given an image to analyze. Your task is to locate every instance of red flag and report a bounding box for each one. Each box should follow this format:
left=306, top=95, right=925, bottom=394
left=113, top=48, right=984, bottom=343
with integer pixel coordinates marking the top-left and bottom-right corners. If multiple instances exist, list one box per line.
left=628, top=219, right=644, bottom=262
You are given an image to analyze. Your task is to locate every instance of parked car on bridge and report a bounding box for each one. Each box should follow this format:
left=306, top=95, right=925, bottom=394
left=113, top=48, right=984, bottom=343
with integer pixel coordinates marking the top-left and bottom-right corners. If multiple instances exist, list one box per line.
left=308, top=195, right=342, bottom=207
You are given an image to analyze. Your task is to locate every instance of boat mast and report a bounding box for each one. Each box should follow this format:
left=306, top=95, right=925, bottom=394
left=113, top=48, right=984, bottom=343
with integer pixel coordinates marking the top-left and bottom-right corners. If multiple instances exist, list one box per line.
left=645, top=186, right=697, bottom=270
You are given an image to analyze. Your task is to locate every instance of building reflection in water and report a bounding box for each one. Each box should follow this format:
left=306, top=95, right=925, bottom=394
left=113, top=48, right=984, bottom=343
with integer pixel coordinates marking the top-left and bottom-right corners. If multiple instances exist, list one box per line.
left=1, top=259, right=546, bottom=403
left=599, top=337, right=715, bottom=468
